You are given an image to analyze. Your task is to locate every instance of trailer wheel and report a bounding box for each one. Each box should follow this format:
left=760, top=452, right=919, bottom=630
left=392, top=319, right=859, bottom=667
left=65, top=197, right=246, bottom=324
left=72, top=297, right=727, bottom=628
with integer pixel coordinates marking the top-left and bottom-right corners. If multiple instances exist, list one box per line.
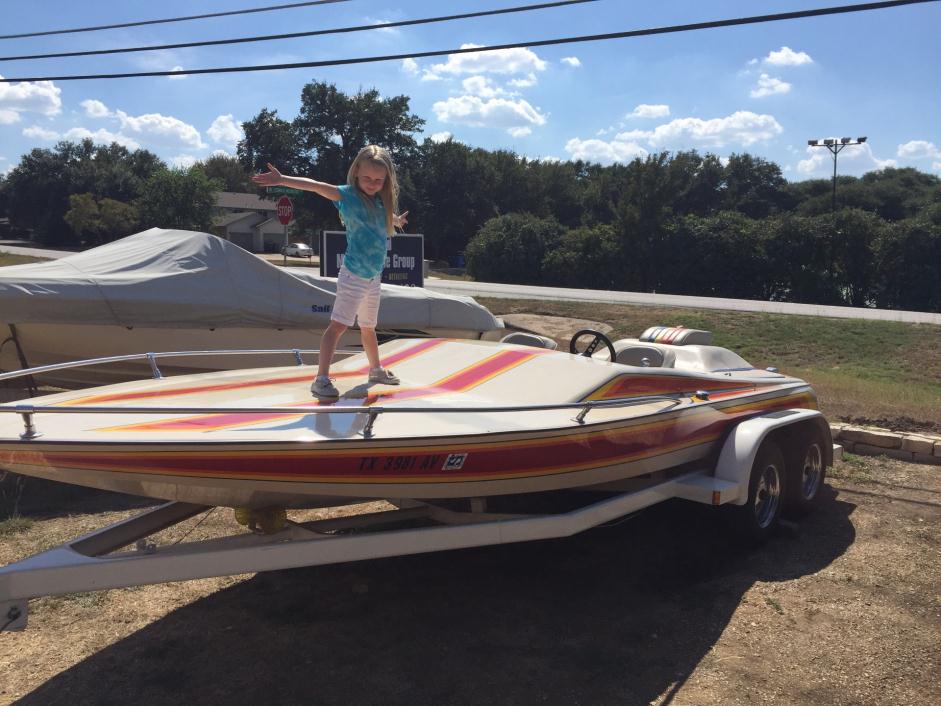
left=784, top=426, right=827, bottom=516
left=731, top=440, right=786, bottom=544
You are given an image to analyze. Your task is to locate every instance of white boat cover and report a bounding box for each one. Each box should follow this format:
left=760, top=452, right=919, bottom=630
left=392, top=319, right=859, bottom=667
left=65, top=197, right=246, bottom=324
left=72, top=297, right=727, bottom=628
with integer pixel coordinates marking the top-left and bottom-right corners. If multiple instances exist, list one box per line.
left=0, top=228, right=501, bottom=332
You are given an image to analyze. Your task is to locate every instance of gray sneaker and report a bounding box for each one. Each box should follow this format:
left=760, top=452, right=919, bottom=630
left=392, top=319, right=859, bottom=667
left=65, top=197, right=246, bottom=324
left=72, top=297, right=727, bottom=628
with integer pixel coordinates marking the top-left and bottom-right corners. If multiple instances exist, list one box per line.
left=368, top=368, right=400, bottom=385
left=310, top=376, right=339, bottom=399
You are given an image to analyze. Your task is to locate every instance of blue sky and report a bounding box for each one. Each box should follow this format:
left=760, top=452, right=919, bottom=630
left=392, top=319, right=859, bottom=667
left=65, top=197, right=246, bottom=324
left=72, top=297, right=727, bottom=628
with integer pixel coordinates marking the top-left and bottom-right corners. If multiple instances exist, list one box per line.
left=2, top=0, right=940, bottom=181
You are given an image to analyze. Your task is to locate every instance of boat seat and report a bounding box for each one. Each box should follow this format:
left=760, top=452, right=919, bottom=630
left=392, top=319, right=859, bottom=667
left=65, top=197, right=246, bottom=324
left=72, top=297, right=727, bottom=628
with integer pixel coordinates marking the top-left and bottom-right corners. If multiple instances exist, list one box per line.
left=639, top=326, right=713, bottom=346
left=500, top=331, right=559, bottom=350
left=615, top=345, right=665, bottom=368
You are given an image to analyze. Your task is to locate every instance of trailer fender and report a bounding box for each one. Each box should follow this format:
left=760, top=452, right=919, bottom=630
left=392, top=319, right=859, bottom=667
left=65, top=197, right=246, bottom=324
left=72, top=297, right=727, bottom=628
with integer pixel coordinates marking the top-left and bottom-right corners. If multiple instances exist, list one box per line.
left=715, top=409, right=830, bottom=506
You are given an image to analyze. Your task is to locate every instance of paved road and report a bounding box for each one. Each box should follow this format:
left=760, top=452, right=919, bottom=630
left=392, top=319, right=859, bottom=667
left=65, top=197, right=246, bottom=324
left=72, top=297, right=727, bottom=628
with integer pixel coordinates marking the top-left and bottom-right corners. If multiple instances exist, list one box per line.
left=3, top=242, right=938, bottom=325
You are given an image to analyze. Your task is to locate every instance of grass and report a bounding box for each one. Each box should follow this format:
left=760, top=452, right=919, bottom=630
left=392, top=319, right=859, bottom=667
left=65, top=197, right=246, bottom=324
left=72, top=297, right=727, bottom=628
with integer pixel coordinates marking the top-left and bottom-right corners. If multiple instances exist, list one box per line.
left=0, top=253, right=48, bottom=267
left=480, top=298, right=941, bottom=432
left=0, top=515, right=34, bottom=535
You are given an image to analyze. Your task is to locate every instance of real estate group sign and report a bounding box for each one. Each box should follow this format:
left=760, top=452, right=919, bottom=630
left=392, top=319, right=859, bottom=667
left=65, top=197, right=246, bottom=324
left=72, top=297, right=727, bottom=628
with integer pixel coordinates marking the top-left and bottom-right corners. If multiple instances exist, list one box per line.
left=320, top=230, right=424, bottom=287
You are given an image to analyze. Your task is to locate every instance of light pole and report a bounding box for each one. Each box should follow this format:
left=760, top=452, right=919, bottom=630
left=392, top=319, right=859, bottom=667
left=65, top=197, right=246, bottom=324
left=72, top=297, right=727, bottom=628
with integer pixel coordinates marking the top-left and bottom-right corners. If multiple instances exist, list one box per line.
left=807, top=137, right=867, bottom=212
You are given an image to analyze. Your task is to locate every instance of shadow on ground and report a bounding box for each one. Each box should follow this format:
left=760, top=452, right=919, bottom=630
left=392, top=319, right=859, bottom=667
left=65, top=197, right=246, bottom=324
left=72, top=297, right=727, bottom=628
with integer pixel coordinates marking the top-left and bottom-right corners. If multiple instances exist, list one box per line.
left=17, top=488, right=855, bottom=705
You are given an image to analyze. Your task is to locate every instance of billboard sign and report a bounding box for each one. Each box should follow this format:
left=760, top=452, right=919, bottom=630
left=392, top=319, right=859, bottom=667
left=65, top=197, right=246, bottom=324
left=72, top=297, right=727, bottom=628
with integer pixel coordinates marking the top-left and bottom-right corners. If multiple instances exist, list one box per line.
left=320, top=231, right=424, bottom=287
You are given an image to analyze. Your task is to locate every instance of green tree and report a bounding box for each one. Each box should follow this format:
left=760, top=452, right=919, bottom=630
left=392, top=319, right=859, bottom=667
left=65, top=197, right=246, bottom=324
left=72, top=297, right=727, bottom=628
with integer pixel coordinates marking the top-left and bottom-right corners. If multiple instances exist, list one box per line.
left=722, top=153, right=788, bottom=218
left=3, top=139, right=162, bottom=245
left=541, top=224, right=621, bottom=289
left=63, top=193, right=102, bottom=244
left=874, top=217, right=941, bottom=311
left=195, top=153, right=253, bottom=192
left=237, top=109, right=302, bottom=175
left=662, top=213, right=770, bottom=299
left=293, top=81, right=425, bottom=178
left=466, top=213, right=565, bottom=284
left=136, top=168, right=221, bottom=231
left=99, top=198, right=139, bottom=240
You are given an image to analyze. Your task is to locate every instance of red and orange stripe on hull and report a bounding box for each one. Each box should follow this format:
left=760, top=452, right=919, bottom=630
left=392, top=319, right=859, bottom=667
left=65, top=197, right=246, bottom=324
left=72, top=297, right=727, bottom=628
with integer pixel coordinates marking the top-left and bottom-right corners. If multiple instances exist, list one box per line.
left=17, top=390, right=816, bottom=488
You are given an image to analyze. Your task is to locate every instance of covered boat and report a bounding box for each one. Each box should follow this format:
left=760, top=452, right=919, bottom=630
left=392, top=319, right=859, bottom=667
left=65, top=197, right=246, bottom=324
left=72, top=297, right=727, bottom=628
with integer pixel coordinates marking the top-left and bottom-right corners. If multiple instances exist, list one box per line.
left=0, top=327, right=825, bottom=509
left=0, top=228, right=503, bottom=387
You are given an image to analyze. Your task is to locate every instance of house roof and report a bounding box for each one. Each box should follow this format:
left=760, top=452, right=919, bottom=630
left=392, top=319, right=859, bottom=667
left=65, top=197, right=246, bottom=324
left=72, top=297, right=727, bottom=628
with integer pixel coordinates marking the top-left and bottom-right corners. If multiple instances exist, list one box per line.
left=213, top=212, right=257, bottom=228
left=215, top=191, right=277, bottom=211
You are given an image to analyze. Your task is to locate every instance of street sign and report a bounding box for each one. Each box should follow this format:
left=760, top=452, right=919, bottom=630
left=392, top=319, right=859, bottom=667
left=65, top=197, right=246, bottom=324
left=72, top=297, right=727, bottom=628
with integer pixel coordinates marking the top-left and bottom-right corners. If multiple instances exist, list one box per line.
left=276, top=196, right=294, bottom=225
left=266, top=186, right=303, bottom=196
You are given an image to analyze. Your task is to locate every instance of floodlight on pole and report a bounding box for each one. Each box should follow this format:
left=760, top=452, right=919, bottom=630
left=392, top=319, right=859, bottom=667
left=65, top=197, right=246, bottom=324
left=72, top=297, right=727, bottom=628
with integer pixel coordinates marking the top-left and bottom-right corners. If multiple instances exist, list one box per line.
left=807, top=136, right=868, bottom=212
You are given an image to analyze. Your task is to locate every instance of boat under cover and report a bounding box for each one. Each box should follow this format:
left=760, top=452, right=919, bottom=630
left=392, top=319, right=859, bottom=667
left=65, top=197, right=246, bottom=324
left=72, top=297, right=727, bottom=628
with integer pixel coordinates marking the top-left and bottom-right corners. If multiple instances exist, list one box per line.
left=0, top=228, right=503, bottom=386
left=0, top=334, right=817, bottom=508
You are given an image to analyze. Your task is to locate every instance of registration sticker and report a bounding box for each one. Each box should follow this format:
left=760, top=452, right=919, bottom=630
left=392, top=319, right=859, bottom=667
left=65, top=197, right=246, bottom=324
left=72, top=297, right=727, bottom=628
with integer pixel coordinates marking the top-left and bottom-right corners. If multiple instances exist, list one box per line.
left=442, top=453, right=468, bottom=471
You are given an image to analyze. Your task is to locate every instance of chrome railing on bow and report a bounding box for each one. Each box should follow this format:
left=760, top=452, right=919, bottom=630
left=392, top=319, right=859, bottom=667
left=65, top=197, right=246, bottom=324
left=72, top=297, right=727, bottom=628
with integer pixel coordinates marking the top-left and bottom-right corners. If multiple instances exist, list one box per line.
left=0, top=349, right=684, bottom=440
left=0, top=347, right=359, bottom=384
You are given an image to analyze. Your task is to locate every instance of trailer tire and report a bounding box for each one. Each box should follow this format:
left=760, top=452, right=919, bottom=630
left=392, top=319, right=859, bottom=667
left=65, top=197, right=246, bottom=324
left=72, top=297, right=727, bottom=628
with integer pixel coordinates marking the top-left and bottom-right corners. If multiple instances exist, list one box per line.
left=784, top=426, right=828, bottom=517
left=730, top=440, right=786, bottom=545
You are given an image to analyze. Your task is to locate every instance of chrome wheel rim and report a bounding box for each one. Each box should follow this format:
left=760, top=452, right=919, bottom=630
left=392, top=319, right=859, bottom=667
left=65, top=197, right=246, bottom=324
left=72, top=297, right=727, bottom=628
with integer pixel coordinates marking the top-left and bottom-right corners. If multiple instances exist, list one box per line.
left=801, top=443, right=824, bottom=500
left=754, top=462, right=782, bottom=529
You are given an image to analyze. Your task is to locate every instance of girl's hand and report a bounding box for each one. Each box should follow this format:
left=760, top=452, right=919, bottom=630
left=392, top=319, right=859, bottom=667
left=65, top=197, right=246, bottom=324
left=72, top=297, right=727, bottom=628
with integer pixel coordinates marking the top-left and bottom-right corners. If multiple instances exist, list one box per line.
left=393, top=210, right=409, bottom=230
left=251, top=163, right=282, bottom=187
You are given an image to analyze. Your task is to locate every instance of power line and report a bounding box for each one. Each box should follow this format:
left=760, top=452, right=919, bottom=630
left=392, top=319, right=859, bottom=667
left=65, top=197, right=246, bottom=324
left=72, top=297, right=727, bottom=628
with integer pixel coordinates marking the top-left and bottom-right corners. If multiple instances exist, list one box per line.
left=1, top=0, right=935, bottom=83
left=0, top=0, right=350, bottom=41
left=0, top=1, right=599, bottom=62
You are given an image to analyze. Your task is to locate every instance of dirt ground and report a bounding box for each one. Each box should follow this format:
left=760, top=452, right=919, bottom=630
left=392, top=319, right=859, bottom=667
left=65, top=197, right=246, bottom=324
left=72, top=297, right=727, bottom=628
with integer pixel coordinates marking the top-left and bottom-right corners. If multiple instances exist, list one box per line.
left=0, top=454, right=939, bottom=706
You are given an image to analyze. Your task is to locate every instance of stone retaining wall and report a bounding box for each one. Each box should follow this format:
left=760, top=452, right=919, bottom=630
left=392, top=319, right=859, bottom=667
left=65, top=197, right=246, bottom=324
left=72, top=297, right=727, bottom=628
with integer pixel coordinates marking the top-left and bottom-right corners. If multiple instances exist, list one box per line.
left=831, top=424, right=941, bottom=465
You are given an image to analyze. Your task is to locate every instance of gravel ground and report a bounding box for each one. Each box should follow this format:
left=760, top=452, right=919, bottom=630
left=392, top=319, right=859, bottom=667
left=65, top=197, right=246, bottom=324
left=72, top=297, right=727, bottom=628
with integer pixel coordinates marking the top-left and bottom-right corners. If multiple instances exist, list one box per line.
left=1, top=455, right=938, bottom=706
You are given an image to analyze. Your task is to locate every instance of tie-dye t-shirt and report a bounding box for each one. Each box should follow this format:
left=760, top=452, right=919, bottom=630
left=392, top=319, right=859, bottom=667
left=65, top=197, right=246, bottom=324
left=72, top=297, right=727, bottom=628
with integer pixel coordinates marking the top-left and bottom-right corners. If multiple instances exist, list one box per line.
left=334, top=184, right=388, bottom=279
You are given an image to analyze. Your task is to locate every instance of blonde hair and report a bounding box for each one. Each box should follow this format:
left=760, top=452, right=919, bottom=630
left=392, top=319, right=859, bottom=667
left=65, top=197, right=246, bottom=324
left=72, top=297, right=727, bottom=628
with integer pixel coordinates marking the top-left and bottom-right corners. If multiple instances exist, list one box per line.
left=347, top=145, right=399, bottom=235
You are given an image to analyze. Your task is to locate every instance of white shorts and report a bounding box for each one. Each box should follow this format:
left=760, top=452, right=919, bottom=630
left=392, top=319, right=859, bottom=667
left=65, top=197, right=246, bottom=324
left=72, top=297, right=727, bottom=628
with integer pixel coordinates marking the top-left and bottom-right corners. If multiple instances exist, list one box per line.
left=331, top=266, right=381, bottom=328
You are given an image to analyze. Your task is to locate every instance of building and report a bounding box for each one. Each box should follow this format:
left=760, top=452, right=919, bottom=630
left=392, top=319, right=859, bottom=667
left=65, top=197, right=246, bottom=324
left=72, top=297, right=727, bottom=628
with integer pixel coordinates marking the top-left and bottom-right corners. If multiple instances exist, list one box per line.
left=212, top=192, right=293, bottom=253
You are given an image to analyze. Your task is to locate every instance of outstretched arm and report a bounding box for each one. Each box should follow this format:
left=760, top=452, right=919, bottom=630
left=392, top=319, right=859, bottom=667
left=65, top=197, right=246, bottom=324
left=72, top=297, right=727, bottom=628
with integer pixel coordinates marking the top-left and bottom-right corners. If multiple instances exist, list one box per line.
left=251, top=163, right=340, bottom=202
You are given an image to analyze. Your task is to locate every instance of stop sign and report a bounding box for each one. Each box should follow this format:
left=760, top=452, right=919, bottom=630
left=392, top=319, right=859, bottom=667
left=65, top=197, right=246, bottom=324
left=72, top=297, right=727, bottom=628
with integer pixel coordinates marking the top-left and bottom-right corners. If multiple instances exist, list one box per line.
left=276, top=196, right=294, bottom=225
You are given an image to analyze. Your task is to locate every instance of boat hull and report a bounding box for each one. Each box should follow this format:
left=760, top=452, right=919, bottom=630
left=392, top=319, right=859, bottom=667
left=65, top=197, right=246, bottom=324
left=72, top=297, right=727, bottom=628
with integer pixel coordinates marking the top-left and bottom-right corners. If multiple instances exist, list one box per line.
left=0, top=386, right=815, bottom=507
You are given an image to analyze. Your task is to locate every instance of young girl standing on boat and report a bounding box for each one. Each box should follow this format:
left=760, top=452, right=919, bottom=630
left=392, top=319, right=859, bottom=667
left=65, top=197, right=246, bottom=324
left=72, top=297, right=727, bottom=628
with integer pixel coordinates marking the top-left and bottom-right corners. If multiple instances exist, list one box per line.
left=251, top=145, right=408, bottom=399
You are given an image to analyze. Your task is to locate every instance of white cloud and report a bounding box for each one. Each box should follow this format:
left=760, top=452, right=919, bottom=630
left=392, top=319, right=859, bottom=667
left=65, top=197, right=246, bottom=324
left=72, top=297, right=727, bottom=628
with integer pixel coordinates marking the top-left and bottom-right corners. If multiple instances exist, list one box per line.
left=168, top=66, right=187, bottom=81
left=564, top=137, right=648, bottom=165
left=627, top=104, right=670, bottom=119
left=170, top=154, right=198, bottom=168
left=426, top=45, right=547, bottom=78
left=933, top=161, right=941, bottom=172
left=507, top=73, right=538, bottom=88
left=614, top=111, right=783, bottom=148
left=750, top=73, right=792, bottom=98
left=429, top=132, right=452, bottom=143
left=368, top=18, right=401, bottom=35
left=461, top=76, right=512, bottom=99
left=897, top=140, right=940, bottom=159
left=0, top=77, right=62, bottom=123
left=402, top=58, right=419, bottom=75
left=508, top=127, right=532, bottom=138
left=81, top=99, right=111, bottom=118
left=561, top=57, right=581, bottom=67
left=22, top=125, right=58, bottom=140
left=207, top=114, right=243, bottom=148
left=115, top=110, right=205, bottom=148
left=63, top=127, right=141, bottom=150
left=797, top=142, right=895, bottom=175
left=432, top=95, right=546, bottom=134
left=765, top=46, right=813, bottom=66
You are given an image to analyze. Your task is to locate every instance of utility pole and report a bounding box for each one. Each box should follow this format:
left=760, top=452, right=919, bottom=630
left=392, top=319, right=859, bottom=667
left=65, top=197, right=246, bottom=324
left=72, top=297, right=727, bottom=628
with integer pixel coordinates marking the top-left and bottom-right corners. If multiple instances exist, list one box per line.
left=807, top=137, right=867, bottom=212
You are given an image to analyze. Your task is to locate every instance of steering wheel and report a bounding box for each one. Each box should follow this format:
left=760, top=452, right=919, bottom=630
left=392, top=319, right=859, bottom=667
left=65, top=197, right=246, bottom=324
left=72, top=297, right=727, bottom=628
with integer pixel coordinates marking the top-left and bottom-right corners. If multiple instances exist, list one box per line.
left=569, top=329, right=617, bottom=360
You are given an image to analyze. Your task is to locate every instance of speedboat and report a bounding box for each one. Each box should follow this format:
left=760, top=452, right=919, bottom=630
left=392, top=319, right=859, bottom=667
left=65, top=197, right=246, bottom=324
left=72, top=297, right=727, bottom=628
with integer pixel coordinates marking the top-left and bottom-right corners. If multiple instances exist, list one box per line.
left=0, top=228, right=503, bottom=387
left=0, top=327, right=820, bottom=509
